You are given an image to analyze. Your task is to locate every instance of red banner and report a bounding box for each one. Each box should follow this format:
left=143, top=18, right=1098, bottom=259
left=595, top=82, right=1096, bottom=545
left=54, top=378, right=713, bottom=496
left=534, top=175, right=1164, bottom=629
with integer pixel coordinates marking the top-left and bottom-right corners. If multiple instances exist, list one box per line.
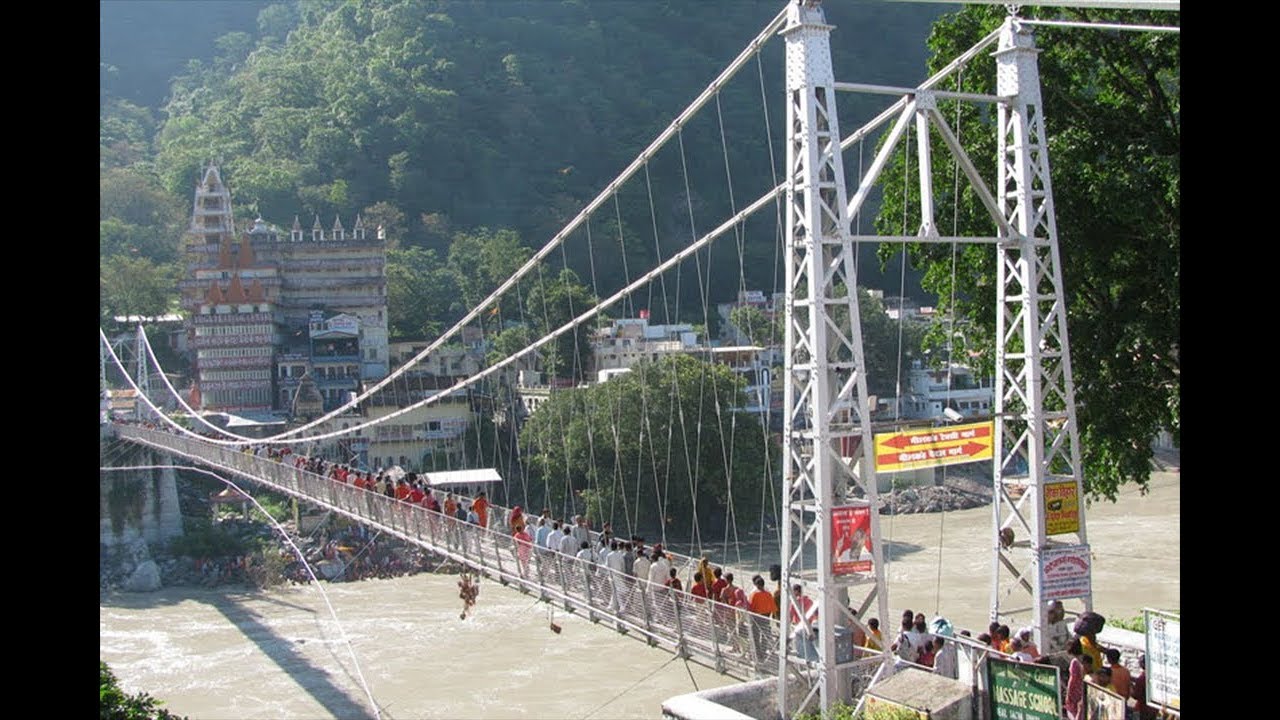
left=832, top=505, right=872, bottom=575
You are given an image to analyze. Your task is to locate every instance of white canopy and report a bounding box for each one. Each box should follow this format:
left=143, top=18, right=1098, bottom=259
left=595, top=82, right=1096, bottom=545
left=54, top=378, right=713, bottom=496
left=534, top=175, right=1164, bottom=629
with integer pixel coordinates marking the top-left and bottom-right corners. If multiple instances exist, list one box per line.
left=423, top=468, right=502, bottom=487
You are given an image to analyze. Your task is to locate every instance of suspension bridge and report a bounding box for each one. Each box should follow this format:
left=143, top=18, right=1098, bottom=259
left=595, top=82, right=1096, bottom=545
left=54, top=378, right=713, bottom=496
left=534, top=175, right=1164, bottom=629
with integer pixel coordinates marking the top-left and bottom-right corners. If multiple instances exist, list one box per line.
left=100, top=1, right=1178, bottom=716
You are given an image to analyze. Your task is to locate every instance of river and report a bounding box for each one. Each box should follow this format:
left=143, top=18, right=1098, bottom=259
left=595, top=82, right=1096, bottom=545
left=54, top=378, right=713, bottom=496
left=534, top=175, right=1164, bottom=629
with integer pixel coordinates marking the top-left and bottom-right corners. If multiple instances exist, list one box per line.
left=99, top=469, right=1178, bottom=719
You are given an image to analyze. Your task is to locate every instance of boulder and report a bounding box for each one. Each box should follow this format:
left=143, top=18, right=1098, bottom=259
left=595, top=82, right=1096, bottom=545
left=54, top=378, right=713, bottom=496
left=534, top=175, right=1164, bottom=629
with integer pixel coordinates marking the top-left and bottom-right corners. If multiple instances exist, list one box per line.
left=124, top=560, right=162, bottom=592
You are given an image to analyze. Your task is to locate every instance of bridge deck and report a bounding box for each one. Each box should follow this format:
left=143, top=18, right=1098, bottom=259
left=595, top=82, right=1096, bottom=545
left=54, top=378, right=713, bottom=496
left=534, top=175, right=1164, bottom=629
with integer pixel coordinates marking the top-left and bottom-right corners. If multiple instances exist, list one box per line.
left=116, top=425, right=798, bottom=680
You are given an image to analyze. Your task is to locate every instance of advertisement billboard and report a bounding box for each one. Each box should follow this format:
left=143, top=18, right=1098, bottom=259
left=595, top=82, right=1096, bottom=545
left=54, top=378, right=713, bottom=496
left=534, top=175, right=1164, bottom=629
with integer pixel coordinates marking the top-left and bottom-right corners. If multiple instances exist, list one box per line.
left=831, top=505, right=872, bottom=575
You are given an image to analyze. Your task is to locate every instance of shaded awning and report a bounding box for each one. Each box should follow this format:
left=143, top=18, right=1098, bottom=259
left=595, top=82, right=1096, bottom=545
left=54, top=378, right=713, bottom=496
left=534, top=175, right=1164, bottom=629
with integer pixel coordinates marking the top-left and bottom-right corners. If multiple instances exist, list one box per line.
left=422, top=468, right=502, bottom=487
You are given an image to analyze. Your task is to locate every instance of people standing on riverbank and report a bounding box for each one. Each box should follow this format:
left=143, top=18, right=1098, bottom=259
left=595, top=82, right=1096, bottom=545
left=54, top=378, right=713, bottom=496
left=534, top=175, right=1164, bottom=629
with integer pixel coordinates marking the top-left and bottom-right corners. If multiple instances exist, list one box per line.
left=864, top=618, right=882, bottom=650
left=1044, top=600, right=1071, bottom=655
left=932, top=636, right=957, bottom=678
left=1065, top=639, right=1089, bottom=720
left=1103, top=647, right=1131, bottom=702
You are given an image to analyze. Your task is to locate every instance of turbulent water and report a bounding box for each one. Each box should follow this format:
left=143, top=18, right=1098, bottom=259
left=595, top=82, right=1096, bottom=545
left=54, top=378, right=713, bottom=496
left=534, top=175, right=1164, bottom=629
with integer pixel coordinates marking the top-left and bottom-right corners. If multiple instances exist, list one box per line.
left=99, top=470, right=1178, bottom=719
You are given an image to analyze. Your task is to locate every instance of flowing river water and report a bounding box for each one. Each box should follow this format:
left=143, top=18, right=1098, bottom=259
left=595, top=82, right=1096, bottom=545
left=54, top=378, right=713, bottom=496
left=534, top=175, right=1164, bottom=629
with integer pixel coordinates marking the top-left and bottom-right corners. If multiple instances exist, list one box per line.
left=99, top=468, right=1178, bottom=719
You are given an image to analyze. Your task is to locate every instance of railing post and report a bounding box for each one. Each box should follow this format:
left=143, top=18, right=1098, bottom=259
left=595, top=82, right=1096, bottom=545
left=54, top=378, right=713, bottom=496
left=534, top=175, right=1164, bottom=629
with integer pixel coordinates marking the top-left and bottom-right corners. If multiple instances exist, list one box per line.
left=492, top=530, right=507, bottom=583
left=671, top=591, right=689, bottom=658
left=746, top=610, right=761, bottom=674
left=708, top=600, right=725, bottom=674
left=638, top=579, right=656, bottom=646
left=582, top=562, right=598, bottom=622
left=558, top=554, right=573, bottom=610
left=534, top=547, right=549, bottom=601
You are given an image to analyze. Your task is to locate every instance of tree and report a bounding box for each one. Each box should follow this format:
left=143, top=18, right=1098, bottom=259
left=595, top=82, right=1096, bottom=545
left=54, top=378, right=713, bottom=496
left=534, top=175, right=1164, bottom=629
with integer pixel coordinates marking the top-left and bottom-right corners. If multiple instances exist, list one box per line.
left=523, top=267, right=598, bottom=383
left=519, top=354, right=775, bottom=538
left=728, top=304, right=779, bottom=347
left=856, top=289, right=927, bottom=400
left=446, top=227, right=531, bottom=317
left=385, top=246, right=458, bottom=341
left=100, top=256, right=180, bottom=324
left=100, top=661, right=186, bottom=720
left=874, top=7, right=1179, bottom=499
left=100, top=168, right=186, bottom=265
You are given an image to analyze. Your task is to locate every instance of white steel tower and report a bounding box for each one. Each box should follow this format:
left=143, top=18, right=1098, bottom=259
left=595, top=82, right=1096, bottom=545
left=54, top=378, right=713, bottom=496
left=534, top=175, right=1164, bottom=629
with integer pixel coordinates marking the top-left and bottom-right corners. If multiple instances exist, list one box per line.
left=778, top=1, right=893, bottom=715
left=135, top=325, right=153, bottom=423
left=991, top=15, right=1092, bottom=651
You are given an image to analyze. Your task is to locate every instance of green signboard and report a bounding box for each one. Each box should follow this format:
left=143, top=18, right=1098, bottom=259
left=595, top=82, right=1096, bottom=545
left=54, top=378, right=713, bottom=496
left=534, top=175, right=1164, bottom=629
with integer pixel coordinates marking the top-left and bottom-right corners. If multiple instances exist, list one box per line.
left=987, top=658, right=1061, bottom=720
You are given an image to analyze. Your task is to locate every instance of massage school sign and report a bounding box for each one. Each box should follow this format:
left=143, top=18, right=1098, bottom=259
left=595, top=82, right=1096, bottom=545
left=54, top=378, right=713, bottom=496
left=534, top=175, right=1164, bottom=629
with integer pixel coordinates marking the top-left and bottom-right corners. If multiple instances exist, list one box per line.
left=1039, top=544, right=1091, bottom=601
left=987, top=657, right=1060, bottom=720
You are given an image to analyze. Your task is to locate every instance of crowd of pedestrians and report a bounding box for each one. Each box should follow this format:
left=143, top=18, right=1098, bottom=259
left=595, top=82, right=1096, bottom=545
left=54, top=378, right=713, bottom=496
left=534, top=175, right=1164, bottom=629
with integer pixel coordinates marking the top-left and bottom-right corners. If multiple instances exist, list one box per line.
left=126, top=423, right=1167, bottom=717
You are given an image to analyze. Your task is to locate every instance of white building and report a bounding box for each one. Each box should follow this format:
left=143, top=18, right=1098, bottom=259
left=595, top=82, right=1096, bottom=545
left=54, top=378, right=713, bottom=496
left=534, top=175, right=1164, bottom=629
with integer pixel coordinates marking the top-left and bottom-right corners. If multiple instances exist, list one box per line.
left=591, top=317, right=699, bottom=379
left=691, top=346, right=775, bottom=417
left=894, top=360, right=993, bottom=420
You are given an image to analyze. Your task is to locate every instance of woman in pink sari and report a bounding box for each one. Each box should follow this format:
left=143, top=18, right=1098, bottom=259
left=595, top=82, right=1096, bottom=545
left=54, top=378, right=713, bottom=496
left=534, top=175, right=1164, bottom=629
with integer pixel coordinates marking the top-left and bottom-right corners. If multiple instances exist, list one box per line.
left=513, top=524, right=533, bottom=577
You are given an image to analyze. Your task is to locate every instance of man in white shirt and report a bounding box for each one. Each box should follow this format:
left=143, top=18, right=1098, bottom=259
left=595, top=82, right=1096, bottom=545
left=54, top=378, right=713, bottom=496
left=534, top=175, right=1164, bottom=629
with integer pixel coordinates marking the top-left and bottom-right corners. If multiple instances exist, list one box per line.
left=571, top=515, right=591, bottom=548
left=1042, top=600, right=1071, bottom=655
left=605, top=541, right=628, bottom=613
left=633, top=548, right=652, bottom=585
left=575, top=541, right=594, bottom=564
left=893, top=617, right=918, bottom=664
left=932, top=637, right=958, bottom=679
left=545, top=522, right=565, bottom=553
left=559, top=529, right=579, bottom=557
left=648, top=550, right=671, bottom=588
left=534, top=518, right=551, bottom=549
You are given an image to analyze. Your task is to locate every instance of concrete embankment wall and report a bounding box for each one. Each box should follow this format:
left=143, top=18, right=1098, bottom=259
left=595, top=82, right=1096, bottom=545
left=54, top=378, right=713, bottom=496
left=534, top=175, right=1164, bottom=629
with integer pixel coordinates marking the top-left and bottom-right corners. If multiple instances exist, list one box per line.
left=663, top=675, right=809, bottom=720
left=100, top=444, right=184, bottom=547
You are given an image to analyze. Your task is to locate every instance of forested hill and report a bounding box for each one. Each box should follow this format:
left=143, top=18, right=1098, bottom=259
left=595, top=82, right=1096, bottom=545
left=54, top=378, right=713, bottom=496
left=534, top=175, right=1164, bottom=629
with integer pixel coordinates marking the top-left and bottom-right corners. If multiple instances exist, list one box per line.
left=101, top=1, right=944, bottom=328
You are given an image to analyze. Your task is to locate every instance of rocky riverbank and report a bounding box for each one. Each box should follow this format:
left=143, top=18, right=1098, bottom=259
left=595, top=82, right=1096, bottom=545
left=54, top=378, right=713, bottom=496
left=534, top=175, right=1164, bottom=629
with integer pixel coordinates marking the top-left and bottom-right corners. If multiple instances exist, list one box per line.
left=100, top=519, right=465, bottom=595
left=876, top=464, right=994, bottom=515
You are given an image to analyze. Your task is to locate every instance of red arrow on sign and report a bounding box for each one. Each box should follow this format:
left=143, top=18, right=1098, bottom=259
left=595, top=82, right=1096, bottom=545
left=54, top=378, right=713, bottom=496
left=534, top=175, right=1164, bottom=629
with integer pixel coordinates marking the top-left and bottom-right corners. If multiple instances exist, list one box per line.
left=963, top=441, right=987, bottom=455
left=883, top=434, right=916, bottom=449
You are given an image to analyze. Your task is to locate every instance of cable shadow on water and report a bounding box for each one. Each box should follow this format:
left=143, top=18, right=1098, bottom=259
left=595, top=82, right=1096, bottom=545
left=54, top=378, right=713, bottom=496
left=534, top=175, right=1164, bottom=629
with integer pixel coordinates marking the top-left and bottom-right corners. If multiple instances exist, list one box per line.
left=200, top=593, right=376, bottom=720
left=102, top=464, right=384, bottom=720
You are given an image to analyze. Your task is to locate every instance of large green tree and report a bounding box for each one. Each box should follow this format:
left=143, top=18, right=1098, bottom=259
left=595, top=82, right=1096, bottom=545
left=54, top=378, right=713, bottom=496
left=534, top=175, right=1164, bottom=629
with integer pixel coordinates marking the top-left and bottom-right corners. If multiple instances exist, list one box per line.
left=385, top=246, right=459, bottom=340
left=519, top=354, right=774, bottom=539
left=523, top=267, right=598, bottom=383
left=875, top=8, right=1179, bottom=499
left=100, top=256, right=181, bottom=325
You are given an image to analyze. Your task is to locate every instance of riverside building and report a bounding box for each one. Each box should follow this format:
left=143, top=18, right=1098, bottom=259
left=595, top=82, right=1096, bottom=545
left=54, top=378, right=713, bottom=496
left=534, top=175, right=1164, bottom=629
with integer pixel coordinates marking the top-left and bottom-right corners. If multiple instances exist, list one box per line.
left=180, top=165, right=388, bottom=416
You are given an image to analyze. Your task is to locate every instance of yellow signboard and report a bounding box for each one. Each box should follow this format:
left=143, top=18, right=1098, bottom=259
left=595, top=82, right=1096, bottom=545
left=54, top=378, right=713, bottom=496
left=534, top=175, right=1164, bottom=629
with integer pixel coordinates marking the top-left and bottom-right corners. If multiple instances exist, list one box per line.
left=874, top=421, right=994, bottom=473
left=1044, top=481, right=1080, bottom=535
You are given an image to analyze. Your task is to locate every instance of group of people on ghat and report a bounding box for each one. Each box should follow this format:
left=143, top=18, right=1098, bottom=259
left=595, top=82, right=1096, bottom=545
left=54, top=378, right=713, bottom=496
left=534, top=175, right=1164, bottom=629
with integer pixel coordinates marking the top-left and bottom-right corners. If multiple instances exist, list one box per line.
left=905, top=600, right=1154, bottom=720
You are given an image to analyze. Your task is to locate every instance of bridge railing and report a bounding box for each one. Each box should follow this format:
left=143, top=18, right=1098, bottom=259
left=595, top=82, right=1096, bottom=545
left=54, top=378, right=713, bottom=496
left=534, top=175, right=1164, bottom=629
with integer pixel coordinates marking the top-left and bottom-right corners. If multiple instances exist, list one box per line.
left=117, top=425, right=784, bottom=679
